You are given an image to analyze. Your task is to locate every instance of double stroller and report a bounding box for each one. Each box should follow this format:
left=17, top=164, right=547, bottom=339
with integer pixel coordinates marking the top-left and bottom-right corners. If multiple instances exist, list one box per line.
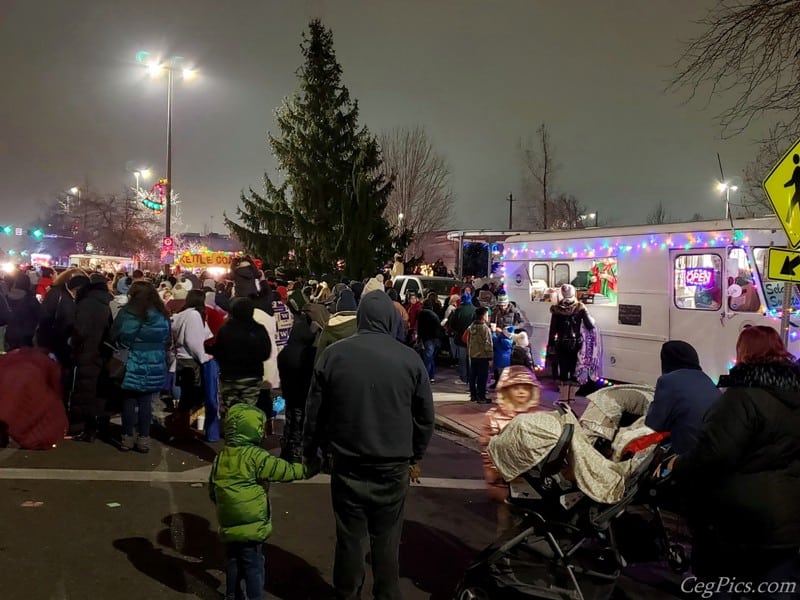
left=455, top=386, right=680, bottom=600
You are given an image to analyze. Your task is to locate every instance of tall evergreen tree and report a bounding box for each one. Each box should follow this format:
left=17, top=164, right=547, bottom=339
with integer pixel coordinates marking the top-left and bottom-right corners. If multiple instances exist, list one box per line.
left=226, top=19, right=397, bottom=278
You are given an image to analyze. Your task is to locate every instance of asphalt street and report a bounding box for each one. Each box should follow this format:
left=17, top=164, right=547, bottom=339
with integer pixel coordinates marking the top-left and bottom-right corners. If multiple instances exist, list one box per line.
left=0, top=425, right=686, bottom=599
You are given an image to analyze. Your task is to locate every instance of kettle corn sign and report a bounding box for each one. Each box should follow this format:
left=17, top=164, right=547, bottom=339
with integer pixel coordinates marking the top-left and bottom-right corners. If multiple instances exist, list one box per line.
left=177, top=252, right=236, bottom=267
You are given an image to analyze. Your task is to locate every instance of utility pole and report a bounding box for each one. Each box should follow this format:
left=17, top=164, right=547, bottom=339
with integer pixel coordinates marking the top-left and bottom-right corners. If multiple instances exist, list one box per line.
left=507, top=193, right=515, bottom=230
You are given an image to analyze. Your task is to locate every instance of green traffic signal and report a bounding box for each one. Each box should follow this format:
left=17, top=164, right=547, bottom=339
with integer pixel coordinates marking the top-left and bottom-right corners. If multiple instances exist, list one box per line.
left=2, top=226, right=11, bottom=235
left=32, top=229, right=43, bottom=239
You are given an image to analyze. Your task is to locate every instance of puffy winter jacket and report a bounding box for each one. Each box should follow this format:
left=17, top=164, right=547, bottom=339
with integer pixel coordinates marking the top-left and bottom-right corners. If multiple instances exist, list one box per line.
left=110, top=307, right=170, bottom=393
left=492, top=328, right=514, bottom=370
left=673, top=362, right=800, bottom=551
left=209, top=404, right=306, bottom=543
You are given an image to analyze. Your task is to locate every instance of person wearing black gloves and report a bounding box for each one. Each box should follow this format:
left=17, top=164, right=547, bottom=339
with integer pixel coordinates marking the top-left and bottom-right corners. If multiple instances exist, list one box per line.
left=303, top=290, right=435, bottom=600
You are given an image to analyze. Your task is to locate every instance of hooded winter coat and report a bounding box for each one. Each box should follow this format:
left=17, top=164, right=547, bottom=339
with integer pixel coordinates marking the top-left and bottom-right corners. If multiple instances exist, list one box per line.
left=209, top=404, right=306, bottom=543
left=5, top=274, right=41, bottom=350
left=673, top=362, right=800, bottom=555
left=36, top=285, right=76, bottom=364
left=69, top=280, right=113, bottom=422
left=645, top=341, right=720, bottom=454
left=233, top=261, right=260, bottom=298
left=447, top=296, right=476, bottom=348
left=314, top=311, right=357, bottom=366
left=210, top=298, right=271, bottom=381
left=110, top=307, right=170, bottom=392
left=492, top=327, right=514, bottom=370
left=548, top=300, right=594, bottom=348
left=304, top=290, right=435, bottom=463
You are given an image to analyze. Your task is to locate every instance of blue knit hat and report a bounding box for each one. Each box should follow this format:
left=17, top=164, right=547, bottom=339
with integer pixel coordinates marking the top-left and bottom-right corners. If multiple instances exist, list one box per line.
left=461, top=292, right=472, bottom=304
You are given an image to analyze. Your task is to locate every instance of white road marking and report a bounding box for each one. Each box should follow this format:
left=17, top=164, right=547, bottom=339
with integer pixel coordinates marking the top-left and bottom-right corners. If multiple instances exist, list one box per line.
left=0, top=467, right=486, bottom=490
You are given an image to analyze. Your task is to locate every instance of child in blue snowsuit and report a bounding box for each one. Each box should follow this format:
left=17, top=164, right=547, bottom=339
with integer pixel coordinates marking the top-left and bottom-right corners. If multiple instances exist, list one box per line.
left=490, top=325, right=514, bottom=389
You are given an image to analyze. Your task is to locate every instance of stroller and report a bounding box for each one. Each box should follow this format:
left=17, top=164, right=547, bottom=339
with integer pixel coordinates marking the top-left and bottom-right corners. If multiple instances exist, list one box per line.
left=455, top=388, right=671, bottom=600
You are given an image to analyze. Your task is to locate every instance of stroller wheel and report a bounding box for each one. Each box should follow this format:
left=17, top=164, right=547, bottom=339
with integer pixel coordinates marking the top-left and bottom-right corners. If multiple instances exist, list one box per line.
left=457, top=587, right=490, bottom=600
left=667, top=544, right=689, bottom=573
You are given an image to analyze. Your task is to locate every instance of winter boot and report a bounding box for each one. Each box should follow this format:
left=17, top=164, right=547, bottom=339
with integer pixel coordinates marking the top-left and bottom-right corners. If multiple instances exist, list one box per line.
left=558, top=383, right=570, bottom=403
left=135, top=436, right=150, bottom=454
left=120, top=435, right=135, bottom=452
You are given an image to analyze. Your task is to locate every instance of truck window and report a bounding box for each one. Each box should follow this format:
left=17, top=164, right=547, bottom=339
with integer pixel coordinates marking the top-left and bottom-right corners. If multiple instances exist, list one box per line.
left=727, top=247, right=761, bottom=313
left=531, top=264, right=549, bottom=284
left=674, top=254, right=722, bottom=310
left=405, top=279, right=420, bottom=295
left=554, top=263, right=571, bottom=287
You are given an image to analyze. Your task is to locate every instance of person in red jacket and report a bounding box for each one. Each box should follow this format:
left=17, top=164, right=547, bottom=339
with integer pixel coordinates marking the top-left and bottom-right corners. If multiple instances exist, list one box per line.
left=0, top=347, right=67, bottom=449
left=36, top=267, right=54, bottom=299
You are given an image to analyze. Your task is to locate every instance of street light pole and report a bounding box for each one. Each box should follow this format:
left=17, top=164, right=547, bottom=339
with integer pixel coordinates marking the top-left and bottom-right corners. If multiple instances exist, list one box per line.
left=165, top=67, right=173, bottom=239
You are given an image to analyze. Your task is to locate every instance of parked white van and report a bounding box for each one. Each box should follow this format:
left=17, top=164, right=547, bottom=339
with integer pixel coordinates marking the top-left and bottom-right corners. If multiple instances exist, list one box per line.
left=501, top=217, right=798, bottom=384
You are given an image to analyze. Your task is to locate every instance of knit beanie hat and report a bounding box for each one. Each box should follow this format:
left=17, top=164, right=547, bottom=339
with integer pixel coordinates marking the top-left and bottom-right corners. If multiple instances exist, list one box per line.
left=497, top=293, right=509, bottom=305
left=560, top=284, right=576, bottom=302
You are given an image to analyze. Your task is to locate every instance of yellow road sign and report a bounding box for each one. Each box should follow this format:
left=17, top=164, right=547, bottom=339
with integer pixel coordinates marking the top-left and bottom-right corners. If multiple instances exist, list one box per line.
left=763, top=137, right=800, bottom=248
left=768, top=247, right=800, bottom=283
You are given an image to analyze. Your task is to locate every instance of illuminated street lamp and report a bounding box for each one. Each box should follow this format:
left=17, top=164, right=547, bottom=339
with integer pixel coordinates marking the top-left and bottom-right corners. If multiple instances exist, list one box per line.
left=716, top=182, right=738, bottom=220
left=136, top=51, right=198, bottom=238
left=132, top=168, right=152, bottom=195
left=581, top=212, right=598, bottom=227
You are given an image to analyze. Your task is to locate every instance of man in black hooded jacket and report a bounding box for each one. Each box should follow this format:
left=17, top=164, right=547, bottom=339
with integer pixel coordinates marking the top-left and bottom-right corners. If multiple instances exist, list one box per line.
left=645, top=340, right=719, bottom=454
left=304, top=290, right=435, bottom=600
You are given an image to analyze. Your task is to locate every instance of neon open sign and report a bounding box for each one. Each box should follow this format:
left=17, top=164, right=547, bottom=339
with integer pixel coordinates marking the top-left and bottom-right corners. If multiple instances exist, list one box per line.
left=685, top=267, right=715, bottom=288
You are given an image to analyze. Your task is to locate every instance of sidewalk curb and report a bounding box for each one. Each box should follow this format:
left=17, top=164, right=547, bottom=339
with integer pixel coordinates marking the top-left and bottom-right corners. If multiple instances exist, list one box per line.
left=434, top=413, right=480, bottom=440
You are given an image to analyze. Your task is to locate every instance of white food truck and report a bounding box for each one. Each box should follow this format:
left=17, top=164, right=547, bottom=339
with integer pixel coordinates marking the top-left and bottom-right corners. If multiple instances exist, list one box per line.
left=501, top=217, right=799, bottom=384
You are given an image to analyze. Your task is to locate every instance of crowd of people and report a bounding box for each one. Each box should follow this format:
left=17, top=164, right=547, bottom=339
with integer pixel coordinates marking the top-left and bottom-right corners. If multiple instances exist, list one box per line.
left=3, top=254, right=798, bottom=596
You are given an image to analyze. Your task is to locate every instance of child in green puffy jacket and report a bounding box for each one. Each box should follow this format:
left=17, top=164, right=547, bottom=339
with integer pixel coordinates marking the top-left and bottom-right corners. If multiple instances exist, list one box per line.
left=209, top=403, right=316, bottom=600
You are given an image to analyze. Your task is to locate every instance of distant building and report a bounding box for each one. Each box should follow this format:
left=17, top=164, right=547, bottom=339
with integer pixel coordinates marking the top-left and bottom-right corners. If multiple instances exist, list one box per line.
left=180, top=232, right=242, bottom=253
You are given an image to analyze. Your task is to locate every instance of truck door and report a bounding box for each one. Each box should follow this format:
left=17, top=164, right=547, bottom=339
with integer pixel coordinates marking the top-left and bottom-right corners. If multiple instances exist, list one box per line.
left=669, top=248, right=727, bottom=376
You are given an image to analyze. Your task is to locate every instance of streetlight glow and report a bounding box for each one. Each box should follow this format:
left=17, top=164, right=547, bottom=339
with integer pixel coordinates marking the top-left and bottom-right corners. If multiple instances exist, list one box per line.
left=182, top=67, right=197, bottom=80
left=69, top=186, right=79, bottom=195
left=147, top=61, right=164, bottom=78
left=717, top=182, right=728, bottom=193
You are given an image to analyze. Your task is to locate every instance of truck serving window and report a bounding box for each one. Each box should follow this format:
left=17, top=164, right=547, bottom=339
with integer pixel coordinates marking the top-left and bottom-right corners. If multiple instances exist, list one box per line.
left=727, top=247, right=761, bottom=313
left=529, top=258, right=618, bottom=305
left=674, top=254, right=722, bottom=311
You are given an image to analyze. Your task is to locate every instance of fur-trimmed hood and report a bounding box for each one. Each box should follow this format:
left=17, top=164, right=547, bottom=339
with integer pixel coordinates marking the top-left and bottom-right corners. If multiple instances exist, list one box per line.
left=550, top=300, right=586, bottom=316
left=721, top=362, right=800, bottom=409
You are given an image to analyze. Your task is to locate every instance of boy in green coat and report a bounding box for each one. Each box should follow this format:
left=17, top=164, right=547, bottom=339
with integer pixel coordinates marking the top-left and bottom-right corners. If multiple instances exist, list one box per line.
left=209, top=403, right=316, bottom=599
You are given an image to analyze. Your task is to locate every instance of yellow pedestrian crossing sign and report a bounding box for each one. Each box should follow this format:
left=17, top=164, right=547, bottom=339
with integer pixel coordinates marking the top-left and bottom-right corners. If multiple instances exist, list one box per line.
left=763, top=137, right=800, bottom=248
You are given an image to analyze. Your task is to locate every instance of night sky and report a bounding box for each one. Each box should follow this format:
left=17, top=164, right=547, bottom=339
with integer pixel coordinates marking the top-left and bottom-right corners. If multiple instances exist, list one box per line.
left=0, top=0, right=772, bottom=234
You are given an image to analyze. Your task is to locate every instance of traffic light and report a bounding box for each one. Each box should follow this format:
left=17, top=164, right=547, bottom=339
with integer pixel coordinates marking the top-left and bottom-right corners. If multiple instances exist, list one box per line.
left=31, top=229, right=43, bottom=239
left=1, top=226, right=11, bottom=235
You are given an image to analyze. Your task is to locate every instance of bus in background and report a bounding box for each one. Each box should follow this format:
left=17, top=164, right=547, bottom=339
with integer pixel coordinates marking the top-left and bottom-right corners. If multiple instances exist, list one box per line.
left=68, top=254, right=135, bottom=273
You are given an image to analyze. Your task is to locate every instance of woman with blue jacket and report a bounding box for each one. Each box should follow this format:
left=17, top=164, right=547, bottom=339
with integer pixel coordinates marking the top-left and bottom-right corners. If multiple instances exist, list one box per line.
left=110, top=281, right=170, bottom=453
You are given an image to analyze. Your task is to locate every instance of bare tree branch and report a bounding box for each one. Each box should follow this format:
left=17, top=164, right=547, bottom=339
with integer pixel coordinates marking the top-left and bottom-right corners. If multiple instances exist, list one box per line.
left=519, top=123, right=587, bottom=230
left=379, top=126, right=454, bottom=257
left=646, top=201, right=671, bottom=225
left=669, top=0, right=800, bottom=138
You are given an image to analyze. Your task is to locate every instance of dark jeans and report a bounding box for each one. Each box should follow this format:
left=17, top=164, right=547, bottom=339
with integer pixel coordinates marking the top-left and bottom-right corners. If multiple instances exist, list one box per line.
left=469, top=357, right=490, bottom=400
left=455, top=344, right=470, bottom=383
left=225, top=541, right=264, bottom=600
left=121, top=391, right=155, bottom=438
left=280, top=401, right=305, bottom=463
left=556, top=344, right=581, bottom=382
left=331, top=458, right=410, bottom=600
left=422, top=339, right=439, bottom=380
